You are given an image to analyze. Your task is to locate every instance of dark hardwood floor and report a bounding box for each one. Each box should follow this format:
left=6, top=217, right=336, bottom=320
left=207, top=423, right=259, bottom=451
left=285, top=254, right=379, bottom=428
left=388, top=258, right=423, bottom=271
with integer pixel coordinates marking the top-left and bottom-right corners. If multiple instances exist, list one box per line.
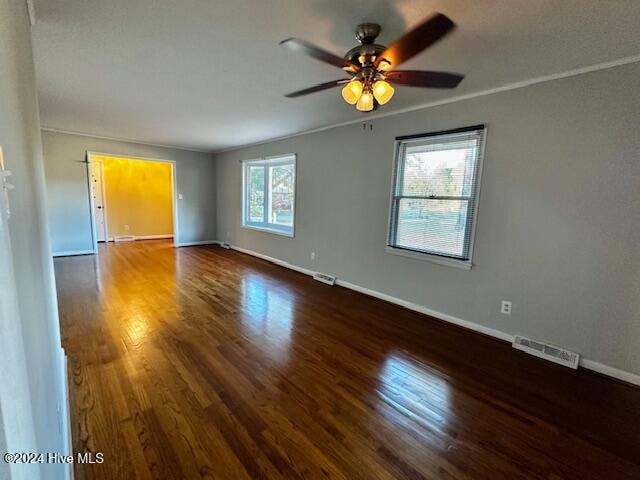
left=53, top=240, right=640, bottom=479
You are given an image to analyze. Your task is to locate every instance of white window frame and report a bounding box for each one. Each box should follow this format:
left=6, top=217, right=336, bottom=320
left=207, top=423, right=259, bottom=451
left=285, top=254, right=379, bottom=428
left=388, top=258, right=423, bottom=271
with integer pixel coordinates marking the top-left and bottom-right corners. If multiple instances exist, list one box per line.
left=386, top=125, right=486, bottom=270
left=241, top=154, right=296, bottom=237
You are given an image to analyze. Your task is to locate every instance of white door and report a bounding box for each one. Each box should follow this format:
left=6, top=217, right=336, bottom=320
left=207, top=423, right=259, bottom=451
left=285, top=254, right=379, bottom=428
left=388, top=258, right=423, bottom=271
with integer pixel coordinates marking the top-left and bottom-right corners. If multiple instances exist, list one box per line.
left=91, top=159, right=107, bottom=241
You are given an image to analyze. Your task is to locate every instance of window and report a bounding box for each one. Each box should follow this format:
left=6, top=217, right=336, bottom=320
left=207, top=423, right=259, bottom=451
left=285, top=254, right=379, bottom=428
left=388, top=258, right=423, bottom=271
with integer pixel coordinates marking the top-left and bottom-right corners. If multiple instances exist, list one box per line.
left=242, top=154, right=296, bottom=236
left=388, top=125, right=485, bottom=268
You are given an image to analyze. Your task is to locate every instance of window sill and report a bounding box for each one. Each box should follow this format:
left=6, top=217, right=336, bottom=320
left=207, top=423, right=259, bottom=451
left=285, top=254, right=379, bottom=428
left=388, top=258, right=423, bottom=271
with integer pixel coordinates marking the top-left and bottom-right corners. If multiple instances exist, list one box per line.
left=241, top=224, right=294, bottom=238
left=385, top=246, right=472, bottom=270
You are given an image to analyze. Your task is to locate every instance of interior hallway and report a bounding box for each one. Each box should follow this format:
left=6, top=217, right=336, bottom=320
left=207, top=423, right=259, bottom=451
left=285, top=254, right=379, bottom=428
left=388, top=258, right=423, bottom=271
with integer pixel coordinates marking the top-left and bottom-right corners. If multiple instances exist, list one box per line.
left=54, top=240, right=640, bottom=479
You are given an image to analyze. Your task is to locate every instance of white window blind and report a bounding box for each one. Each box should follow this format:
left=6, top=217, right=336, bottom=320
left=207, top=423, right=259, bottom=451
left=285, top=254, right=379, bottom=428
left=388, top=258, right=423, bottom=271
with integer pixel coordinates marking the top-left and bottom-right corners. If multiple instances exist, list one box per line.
left=242, top=154, right=296, bottom=236
left=388, top=125, right=485, bottom=265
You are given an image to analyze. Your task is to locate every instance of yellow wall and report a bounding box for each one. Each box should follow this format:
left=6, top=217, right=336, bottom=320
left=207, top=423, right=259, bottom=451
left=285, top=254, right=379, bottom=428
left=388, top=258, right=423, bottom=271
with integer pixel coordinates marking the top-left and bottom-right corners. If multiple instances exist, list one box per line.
left=94, top=155, right=173, bottom=238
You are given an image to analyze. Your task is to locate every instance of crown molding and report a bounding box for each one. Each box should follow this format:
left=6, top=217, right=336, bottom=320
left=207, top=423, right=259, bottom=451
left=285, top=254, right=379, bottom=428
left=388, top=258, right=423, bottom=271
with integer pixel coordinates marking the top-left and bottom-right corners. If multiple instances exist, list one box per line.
left=40, top=127, right=215, bottom=154
left=214, top=53, right=640, bottom=154
left=41, top=54, right=640, bottom=156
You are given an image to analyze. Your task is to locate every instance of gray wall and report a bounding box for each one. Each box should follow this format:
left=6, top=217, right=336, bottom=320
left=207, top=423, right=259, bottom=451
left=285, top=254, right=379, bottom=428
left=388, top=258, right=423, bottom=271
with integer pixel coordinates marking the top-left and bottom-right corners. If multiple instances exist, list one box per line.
left=216, top=62, right=640, bottom=376
left=42, top=131, right=217, bottom=253
left=0, top=0, right=68, bottom=478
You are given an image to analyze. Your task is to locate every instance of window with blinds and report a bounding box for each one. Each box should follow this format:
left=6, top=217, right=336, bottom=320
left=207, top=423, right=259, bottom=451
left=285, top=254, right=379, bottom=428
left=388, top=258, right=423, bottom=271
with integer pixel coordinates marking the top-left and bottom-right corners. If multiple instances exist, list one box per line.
left=388, top=125, right=485, bottom=266
left=242, top=154, right=296, bottom=236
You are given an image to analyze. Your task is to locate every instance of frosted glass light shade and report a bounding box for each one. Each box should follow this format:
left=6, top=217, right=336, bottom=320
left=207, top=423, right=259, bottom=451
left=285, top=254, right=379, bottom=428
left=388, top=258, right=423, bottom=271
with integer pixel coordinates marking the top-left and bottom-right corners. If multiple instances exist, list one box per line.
left=341, top=80, right=363, bottom=105
left=372, top=80, right=394, bottom=105
left=356, top=91, right=374, bottom=112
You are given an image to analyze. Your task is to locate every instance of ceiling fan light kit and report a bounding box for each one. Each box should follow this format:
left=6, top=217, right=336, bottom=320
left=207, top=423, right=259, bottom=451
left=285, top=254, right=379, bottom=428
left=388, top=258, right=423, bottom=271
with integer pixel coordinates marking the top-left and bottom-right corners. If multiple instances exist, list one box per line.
left=341, top=80, right=363, bottom=104
left=372, top=80, right=394, bottom=105
left=281, top=13, right=464, bottom=113
left=356, top=89, right=374, bottom=112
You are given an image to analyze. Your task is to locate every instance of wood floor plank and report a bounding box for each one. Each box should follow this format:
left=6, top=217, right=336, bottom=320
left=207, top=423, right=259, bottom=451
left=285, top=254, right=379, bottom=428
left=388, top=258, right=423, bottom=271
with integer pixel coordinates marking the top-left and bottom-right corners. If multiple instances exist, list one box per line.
left=53, top=240, right=640, bottom=479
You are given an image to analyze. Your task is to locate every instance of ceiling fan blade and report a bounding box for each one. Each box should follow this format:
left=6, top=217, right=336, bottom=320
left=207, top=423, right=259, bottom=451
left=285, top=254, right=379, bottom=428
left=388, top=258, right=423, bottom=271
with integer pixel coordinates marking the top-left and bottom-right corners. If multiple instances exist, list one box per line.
left=377, top=13, right=455, bottom=70
left=386, top=70, right=464, bottom=88
left=280, top=38, right=357, bottom=71
left=284, top=79, right=349, bottom=98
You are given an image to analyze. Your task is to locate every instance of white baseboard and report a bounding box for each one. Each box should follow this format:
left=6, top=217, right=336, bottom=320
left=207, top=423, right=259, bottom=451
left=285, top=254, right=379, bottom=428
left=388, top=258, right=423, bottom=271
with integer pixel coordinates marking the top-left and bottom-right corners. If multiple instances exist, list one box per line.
left=230, top=245, right=315, bottom=276
left=53, top=249, right=94, bottom=257
left=135, top=234, right=173, bottom=240
left=106, top=234, right=173, bottom=242
left=225, top=243, right=640, bottom=387
left=176, top=240, right=220, bottom=247
left=62, top=351, right=73, bottom=480
left=334, top=279, right=513, bottom=342
left=579, top=359, right=640, bottom=386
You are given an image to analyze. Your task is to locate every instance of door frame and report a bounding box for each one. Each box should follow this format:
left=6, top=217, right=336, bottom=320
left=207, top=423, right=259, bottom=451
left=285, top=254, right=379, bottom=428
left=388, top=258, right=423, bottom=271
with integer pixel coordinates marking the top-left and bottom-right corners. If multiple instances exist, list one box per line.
left=90, top=156, right=109, bottom=243
left=86, top=151, right=179, bottom=253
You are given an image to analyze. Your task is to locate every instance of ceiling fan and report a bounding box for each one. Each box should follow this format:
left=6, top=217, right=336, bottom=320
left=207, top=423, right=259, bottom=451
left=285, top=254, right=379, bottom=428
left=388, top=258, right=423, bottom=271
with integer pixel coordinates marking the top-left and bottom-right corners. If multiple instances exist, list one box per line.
left=280, top=13, right=464, bottom=112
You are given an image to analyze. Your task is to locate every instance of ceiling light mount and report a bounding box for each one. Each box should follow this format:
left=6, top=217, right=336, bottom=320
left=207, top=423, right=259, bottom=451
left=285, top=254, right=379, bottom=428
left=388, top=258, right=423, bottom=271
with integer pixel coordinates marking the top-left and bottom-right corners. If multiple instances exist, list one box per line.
left=354, top=23, right=382, bottom=44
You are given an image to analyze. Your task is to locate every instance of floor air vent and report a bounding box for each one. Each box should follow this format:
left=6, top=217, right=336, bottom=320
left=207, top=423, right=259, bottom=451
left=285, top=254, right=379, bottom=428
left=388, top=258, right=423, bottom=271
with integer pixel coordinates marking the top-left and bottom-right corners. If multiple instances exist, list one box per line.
left=114, top=235, right=135, bottom=242
left=313, top=272, right=336, bottom=285
left=220, top=242, right=231, bottom=249
left=513, top=335, right=579, bottom=369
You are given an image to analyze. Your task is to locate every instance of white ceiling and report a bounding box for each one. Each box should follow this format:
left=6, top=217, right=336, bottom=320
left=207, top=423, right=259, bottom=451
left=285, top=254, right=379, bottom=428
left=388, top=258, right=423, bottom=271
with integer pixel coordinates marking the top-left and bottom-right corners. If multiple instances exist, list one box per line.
left=32, top=0, right=640, bottom=152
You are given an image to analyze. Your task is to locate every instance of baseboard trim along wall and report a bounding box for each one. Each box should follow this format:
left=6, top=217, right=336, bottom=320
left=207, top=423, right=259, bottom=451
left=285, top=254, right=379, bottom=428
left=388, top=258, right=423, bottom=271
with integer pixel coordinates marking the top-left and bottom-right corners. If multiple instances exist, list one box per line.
left=335, top=278, right=513, bottom=343
left=578, top=359, right=640, bottom=387
left=230, top=244, right=316, bottom=277
left=176, top=240, right=220, bottom=247
left=130, top=234, right=173, bottom=240
left=62, top=352, right=73, bottom=480
left=106, top=234, right=173, bottom=241
left=52, top=249, right=94, bottom=257
left=54, top=238, right=208, bottom=254
left=218, top=242, right=640, bottom=387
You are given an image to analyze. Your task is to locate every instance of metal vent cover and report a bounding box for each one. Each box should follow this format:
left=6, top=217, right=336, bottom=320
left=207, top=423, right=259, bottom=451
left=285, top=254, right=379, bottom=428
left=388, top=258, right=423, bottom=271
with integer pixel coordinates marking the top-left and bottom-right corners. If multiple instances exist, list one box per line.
left=513, top=335, right=579, bottom=369
left=114, top=235, right=135, bottom=242
left=313, top=272, right=336, bottom=285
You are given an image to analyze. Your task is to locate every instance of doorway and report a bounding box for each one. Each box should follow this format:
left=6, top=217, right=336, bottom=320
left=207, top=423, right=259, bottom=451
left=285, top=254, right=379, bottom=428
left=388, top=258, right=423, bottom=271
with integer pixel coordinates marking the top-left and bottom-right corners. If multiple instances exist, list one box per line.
left=87, top=152, right=178, bottom=252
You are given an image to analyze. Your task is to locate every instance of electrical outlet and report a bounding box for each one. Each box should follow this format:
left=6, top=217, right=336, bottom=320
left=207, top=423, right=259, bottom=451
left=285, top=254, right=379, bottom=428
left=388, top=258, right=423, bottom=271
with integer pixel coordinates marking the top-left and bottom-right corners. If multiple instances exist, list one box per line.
left=310, top=252, right=316, bottom=260
left=501, top=300, right=512, bottom=315
left=226, top=231, right=230, bottom=238
left=178, top=193, right=184, bottom=200
left=124, top=224, right=130, bottom=231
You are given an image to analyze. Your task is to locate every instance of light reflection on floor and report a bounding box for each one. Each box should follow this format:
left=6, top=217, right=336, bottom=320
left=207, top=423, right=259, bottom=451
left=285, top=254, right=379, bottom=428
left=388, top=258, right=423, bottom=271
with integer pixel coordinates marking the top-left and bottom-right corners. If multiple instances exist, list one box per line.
left=376, top=350, right=452, bottom=435
left=240, top=273, right=294, bottom=363
left=125, top=312, right=150, bottom=345
left=95, top=242, right=180, bottom=346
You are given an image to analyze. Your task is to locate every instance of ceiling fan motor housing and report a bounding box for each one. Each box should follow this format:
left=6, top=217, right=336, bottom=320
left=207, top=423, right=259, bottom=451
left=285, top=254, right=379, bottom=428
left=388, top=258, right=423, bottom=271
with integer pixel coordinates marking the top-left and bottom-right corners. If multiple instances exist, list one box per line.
left=355, top=23, right=381, bottom=43
left=345, top=23, right=386, bottom=66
